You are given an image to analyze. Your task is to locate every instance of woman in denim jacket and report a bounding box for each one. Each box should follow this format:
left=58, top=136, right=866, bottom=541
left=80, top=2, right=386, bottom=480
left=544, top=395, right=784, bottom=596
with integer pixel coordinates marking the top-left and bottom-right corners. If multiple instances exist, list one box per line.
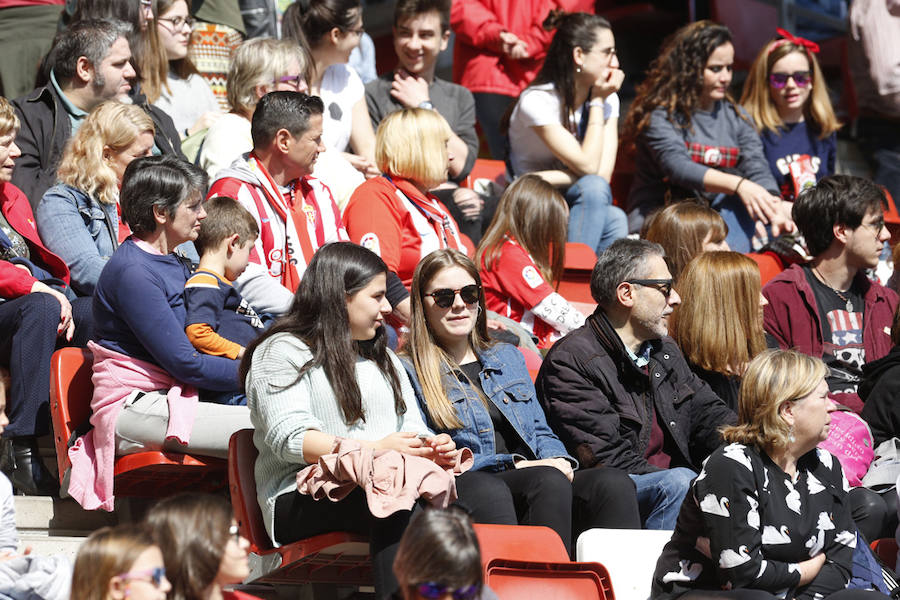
left=36, top=102, right=155, bottom=296
left=402, top=249, right=640, bottom=555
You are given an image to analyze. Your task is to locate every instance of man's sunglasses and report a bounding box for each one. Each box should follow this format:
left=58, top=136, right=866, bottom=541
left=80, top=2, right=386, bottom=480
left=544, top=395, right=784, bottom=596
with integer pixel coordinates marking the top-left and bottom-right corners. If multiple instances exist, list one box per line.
left=425, top=285, right=481, bottom=308
left=417, top=582, right=481, bottom=600
left=625, top=278, right=674, bottom=297
left=768, top=70, right=812, bottom=89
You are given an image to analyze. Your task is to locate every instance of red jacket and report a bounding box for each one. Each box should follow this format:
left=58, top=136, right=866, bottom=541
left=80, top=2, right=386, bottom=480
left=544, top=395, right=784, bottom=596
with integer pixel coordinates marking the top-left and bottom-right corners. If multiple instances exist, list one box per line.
left=450, top=0, right=593, bottom=97
left=0, top=181, right=69, bottom=299
left=762, top=263, right=898, bottom=412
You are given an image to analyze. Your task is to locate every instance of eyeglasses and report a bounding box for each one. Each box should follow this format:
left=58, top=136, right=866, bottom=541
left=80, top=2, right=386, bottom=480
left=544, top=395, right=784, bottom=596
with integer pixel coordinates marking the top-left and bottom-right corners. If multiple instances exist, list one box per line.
left=425, top=285, right=480, bottom=308
left=140, top=0, right=153, bottom=8
left=860, top=217, right=886, bottom=235
left=416, top=583, right=481, bottom=600
left=769, top=70, right=812, bottom=89
left=342, top=26, right=365, bottom=37
left=274, top=74, right=306, bottom=89
left=158, top=15, right=195, bottom=30
left=118, top=567, right=167, bottom=588
left=625, top=278, right=674, bottom=298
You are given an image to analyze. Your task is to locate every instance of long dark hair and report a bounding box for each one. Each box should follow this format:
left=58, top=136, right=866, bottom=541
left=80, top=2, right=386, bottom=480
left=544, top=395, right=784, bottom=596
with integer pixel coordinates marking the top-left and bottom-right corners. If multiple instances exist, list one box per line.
left=623, top=20, right=734, bottom=146
left=239, top=242, right=405, bottom=425
left=294, top=0, right=361, bottom=48
left=517, top=11, right=612, bottom=129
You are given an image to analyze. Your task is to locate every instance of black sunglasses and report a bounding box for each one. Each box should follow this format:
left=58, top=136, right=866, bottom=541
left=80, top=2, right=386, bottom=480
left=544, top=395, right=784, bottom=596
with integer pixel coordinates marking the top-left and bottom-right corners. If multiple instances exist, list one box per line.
left=425, top=284, right=481, bottom=308
left=625, top=278, right=674, bottom=297
left=417, top=583, right=481, bottom=600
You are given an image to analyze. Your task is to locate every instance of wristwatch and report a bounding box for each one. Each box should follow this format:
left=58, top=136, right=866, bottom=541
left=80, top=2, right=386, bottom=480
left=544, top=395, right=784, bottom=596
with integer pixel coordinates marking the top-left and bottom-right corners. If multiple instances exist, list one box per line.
left=418, top=100, right=435, bottom=110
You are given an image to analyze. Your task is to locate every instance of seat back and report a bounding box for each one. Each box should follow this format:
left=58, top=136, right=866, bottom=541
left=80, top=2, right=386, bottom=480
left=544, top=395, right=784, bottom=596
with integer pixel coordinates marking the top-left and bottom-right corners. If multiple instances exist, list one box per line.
left=474, top=524, right=569, bottom=565
left=559, top=243, right=597, bottom=304
left=486, top=560, right=613, bottom=600
left=871, top=538, right=899, bottom=570
left=49, top=347, right=94, bottom=483
left=229, top=428, right=273, bottom=554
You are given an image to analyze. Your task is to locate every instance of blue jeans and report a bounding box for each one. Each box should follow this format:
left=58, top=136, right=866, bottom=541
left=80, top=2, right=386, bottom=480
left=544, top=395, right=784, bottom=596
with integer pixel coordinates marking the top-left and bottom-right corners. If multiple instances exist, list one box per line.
left=565, top=175, right=628, bottom=255
left=711, top=193, right=756, bottom=253
left=628, top=467, right=696, bottom=530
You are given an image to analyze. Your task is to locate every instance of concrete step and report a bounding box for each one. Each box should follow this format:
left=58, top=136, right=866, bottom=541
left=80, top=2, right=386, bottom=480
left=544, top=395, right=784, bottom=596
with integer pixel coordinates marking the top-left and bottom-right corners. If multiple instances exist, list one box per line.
left=18, top=531, right=85, bottom=561
left=14, top=495, right=116, bottom=536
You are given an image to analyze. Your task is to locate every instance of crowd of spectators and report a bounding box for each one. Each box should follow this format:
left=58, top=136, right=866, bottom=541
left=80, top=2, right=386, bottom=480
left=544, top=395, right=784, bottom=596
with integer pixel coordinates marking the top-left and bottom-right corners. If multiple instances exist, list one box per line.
left=1, top=1, right=900, bottom=599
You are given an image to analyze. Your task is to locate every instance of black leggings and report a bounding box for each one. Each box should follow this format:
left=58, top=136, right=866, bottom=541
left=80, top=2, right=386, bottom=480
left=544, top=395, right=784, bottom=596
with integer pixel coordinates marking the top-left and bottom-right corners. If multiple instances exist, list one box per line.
left=849, top=486, right=899, bottom=542
left=454, top=465, right=641, bottom=555
left=274, top=488, right=413, bottom=599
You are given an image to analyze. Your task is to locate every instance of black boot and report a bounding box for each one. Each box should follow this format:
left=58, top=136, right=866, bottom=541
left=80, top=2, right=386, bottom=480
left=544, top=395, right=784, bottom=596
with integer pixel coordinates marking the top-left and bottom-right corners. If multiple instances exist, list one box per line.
left=0, top=437, right=60, bottom=496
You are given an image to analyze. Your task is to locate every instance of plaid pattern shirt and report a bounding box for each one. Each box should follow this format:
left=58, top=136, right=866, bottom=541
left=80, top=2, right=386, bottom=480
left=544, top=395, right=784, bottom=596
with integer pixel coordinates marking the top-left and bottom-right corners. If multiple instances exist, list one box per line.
left=685, top=142, right=740, bottom=168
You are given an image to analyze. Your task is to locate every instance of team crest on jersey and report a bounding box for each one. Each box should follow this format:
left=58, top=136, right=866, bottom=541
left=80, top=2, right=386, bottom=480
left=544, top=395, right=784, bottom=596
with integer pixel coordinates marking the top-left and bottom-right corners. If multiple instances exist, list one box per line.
left=360, top=233, right=381, bottom=255
left=301, top=202, right=317, bottom=224
left=522, top=266, right=543, bottom=289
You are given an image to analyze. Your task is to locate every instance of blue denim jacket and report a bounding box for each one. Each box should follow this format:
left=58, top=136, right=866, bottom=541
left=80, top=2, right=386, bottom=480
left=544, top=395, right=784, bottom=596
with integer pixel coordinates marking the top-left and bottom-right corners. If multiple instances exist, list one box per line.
left=36, top=183, right=118, bottom=296
left=403, top=342, right=575, bottom=472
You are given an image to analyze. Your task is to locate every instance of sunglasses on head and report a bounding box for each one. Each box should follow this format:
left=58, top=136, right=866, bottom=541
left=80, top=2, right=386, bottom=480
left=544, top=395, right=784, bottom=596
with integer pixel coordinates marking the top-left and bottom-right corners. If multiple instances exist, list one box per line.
left=417, top=583, right=481, bottom=600
left=768, top=70, right=812, bottom=89
left=425, top=285, right=480, bottom=309
left=118, top=567, right=167, bottom=588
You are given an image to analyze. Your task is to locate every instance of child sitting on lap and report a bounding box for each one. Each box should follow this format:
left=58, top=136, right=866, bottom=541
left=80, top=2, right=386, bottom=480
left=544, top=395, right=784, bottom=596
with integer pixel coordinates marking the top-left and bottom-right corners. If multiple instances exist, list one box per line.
left=184, top=197, right=264, bottom=404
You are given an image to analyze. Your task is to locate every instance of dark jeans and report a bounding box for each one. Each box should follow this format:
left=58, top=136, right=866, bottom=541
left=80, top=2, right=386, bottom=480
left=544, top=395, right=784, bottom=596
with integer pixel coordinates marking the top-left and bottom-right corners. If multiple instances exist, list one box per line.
left=274, top=488, right=413, bottom=599
left=473, top=92, right=516, bottom=161
left=454, top=465, right=641, bottom=555
left=0, top=294, right=92, bottom=438
left=857, top=116, right=900, bottom=205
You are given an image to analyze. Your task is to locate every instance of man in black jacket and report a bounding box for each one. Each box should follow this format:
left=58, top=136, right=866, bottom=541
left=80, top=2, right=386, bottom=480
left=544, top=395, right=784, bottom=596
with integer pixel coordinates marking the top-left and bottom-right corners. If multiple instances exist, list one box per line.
left=12, top=19, right=184, bottom=209
left=537, top=238, right=735, bottom=530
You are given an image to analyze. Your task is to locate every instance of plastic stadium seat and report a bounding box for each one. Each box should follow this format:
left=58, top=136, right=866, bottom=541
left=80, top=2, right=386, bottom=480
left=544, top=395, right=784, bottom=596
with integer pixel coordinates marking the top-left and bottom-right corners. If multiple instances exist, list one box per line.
left=49, top=348, right=227, bottom=498
left=462, top=159, right=507, bottom=190
left=474, top=524, right=614, bottom=600
left=747, top=251, right=786, bottom=287
left=577, top=528, right=674, bottom=600
left=871, top=538, right=898, bottom=570
left=227, top=429, right=372, bottom=584
left=558, top=243, right=597, bottom=304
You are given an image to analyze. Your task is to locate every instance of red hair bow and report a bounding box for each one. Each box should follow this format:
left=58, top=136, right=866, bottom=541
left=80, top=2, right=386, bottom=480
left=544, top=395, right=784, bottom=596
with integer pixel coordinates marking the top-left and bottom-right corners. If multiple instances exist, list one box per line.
left=773, top=28, right=820, bottom=54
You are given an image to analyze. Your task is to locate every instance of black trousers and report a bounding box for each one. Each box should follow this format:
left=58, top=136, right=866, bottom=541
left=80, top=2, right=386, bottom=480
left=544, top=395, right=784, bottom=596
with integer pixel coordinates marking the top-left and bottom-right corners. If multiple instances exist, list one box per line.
left=473, top=92, right=516, bottom=161
left=849, top=485, right=899, bottom=542
left=454, top=465, right=641, bottom=555
left=274, top=488, right=412, bottom=599
left=0, top=294, right=92, bottom=438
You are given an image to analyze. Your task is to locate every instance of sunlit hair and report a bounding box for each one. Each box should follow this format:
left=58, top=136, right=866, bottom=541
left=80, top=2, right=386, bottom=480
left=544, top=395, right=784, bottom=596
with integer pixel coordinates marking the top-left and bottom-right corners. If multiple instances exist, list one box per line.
left=643, top=201, right=728, bottom=281
left=623, top=20, right=735, bottom=147
left=194, top=196, right=259, bottom=256
left=670, top=252, right=766, bottom=376
left=0, top=96, right=19, bottom=135
left=477, top=174, right=567, bottom=284
left=227, top=37, right=307, bottom=116
left=145, top=493, right=234, bottom=600
left=70, top=524, right=158, bottom=600
left=394, top=507, right=483, bottom=600
left=721, top=349, right=827, bottom=453
left=376, top=108, right=451, bottom=189
left=402, top=249, right=490, bottom=430
left=740, top=39, right=840, bottom=138
left=57, top=102, right=155, bottom=205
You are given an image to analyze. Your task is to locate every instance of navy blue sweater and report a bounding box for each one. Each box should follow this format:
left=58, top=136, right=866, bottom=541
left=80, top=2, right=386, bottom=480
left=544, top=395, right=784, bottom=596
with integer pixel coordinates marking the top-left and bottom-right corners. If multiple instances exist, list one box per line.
left=760, top=121, right=836, bottom=201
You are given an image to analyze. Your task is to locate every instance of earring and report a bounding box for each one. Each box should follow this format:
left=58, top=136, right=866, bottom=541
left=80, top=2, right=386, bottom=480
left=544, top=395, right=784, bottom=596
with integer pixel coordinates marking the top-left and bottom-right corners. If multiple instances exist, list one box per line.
left=575, top=65, right=582, bottom=74
left=788, top=425, right=795, bottom=443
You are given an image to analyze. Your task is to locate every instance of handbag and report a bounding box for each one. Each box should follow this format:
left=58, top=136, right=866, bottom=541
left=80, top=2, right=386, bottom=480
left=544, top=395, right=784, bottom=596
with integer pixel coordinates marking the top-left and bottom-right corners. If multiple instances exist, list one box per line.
left=848, top=531, right=900, bottom=597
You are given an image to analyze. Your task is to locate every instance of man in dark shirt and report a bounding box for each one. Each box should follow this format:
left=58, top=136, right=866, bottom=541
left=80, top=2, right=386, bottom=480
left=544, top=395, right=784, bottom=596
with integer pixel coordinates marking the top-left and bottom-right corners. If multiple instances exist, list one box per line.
left=763, top=175, right=897, bottom=412
left=537, top=238, right=735, bottom=530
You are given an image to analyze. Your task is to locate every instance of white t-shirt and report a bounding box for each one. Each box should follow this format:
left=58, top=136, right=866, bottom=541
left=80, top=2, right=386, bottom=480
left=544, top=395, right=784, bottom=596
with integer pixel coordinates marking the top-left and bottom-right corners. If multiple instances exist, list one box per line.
left=508, top=83, right=619, bottom=177
left=319, top=63, right=365, bottom=153
left=153, top=72, right=220, bottom=135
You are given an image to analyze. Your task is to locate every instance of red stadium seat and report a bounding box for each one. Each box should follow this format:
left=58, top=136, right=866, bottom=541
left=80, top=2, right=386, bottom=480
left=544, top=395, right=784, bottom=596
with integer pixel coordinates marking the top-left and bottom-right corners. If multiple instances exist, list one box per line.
left=49, top=347, right=227, bottom=499
left=227, top=428, right=372, bottom=584
left=871, top=538, right=898, bottom=570
left=558, top=243, right=597, bottom=304
left=463, top=159, right=507, bottom=190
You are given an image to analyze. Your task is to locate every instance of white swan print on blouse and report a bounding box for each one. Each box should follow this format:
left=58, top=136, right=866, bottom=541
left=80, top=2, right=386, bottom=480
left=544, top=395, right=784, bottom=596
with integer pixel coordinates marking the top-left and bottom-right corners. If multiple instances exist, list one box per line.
left=719, top=546, right=751, bottom=568
left=816, top=448, right=833, bottom=469
left=747, top=495, right=760, bottom=529
left=662, top=559, right=704, bottom=583
left=784, top=479, right=802, bottom=513
left=804, top=512, right=835, bottom=556
left=699, top=493, right=730, bottom=516
left=806, top=472, right=825, bottom=495
left=723, top=443, right=753, bottom=471
left=834, top=530, right=856, bottom=547
left=762, top=524, right=791, bottom=545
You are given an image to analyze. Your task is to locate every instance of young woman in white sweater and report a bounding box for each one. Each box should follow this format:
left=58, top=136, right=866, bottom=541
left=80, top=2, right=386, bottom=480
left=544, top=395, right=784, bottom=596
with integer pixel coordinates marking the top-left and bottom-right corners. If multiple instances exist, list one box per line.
left=240, top=242, right=457, bottom=599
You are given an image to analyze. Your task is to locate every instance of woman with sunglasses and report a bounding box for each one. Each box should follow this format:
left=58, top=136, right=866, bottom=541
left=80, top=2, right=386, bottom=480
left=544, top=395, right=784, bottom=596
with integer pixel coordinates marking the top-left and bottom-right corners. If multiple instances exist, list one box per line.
left=403, top=249, right=640, bottom=555
left=70, top=524, right=171, bottom=600
left=623, top=21, right=791, bottom=252
left=147, top=0, right=223, bottom=140
left=145, top=493, right=258, bottom=600
left=740, top=30, right=840, bottom=202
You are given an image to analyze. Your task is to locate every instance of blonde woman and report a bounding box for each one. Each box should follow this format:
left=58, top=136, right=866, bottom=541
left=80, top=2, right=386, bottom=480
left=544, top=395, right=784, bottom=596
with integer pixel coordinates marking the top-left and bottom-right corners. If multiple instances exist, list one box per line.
left=669, top=251, right=768, bottom=411
left=197, top=37, right=308, bottom=179
left=36, top=102, right=155, bottom=296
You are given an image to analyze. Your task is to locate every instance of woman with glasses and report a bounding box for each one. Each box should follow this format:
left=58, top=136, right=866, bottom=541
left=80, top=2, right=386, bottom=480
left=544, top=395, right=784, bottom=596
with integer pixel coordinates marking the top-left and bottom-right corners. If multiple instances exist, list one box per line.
left=145, top=493, right=257, bottom=600
left=198, top=37, right=308, bottom=179
left=70, top=524, right=171, bottom=600
left=740, top=30, right=840, bottom=202
left=402, top=249, right=640, bottom=556
left=147, top=0, right=223, bottom=140
left=623, top=21, right=792, bottom=252
left=286, top=0, right=379, bottom=179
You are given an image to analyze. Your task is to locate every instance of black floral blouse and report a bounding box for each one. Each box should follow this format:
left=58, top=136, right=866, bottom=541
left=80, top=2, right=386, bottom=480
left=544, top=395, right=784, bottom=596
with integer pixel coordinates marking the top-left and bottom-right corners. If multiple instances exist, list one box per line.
left=651, top=443, right=855, bottom=600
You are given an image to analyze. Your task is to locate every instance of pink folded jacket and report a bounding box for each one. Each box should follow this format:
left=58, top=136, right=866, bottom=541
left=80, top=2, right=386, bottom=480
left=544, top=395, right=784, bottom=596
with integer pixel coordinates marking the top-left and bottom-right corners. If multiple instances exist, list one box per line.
left=296, top=438, right=474, bottom=517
